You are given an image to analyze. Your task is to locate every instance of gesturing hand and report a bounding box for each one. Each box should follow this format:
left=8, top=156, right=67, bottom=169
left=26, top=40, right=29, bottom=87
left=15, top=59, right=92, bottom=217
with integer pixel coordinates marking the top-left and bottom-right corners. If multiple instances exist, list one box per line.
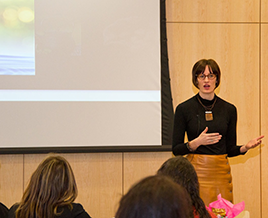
left=244, top=135, right=264, bottom=151
left=198, top=127, right=222, bottom=145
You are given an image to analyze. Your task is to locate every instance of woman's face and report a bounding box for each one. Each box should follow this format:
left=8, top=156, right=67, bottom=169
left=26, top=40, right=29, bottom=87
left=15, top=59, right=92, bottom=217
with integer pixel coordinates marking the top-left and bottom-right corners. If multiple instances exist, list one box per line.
left=197, top=65, right=217, bottom=98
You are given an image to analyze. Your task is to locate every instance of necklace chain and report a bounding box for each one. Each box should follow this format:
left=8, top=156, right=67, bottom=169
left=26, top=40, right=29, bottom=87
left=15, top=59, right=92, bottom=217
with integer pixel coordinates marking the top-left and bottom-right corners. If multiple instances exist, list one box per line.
left=197, top=95, right=217, bottom=111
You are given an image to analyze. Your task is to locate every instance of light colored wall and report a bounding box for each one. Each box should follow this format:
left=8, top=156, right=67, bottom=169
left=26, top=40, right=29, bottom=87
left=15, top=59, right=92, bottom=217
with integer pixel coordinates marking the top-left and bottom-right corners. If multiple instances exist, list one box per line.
left=0, top=1, right=267, bottom=218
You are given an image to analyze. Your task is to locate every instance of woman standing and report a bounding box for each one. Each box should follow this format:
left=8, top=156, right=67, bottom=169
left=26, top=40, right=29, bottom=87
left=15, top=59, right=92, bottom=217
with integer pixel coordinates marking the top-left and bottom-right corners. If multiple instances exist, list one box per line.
left=172, top=59, right=264, bottom=205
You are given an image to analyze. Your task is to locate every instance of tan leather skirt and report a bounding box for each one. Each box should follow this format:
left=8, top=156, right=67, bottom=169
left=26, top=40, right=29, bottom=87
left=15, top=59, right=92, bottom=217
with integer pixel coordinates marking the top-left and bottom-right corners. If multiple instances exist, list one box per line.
left=186, top=154, right=233, bottom=206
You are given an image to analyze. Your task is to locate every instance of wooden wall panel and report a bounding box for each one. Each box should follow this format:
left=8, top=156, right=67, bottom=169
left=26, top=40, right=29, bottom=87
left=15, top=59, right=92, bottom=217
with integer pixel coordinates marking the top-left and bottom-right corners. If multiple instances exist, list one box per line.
left=66, top=153, right=122, bottom=218
left=261, top=24, right=268, bottom=216
left=166, top=0, right=259, bottom=22
left=167, top=23, right=259, bottom=106
left=0, top=155, right=23, bottom=208
left=167, top=22, right=261, bottom=217
left=261, top=0, right=268, bottom=22
left=123, top=152, right=172, bottom=194
left=23, top=154, right=47, bottom=188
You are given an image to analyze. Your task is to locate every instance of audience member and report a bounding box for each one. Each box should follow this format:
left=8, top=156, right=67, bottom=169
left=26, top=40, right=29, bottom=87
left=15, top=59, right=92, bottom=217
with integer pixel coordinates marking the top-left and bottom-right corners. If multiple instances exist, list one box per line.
left=8, top=154, right=91, bottom=218
left=0, top=202, right=8, bottom=218
left=157, top=156, right=216, bottom=218
left=115, top=174, right=193, bottom=218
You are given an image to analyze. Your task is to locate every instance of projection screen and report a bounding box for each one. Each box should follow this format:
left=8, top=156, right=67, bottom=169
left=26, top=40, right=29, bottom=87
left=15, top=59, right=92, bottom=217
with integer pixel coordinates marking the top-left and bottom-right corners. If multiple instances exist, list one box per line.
left=0, top=0, right=173, bottom=153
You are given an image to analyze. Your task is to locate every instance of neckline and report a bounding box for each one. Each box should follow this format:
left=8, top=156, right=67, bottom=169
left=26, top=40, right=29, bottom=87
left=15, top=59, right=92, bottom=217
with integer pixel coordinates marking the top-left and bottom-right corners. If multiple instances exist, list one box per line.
left=196, top=94, right=217, bottom=107
left=197, top=93, right=216, bottom=102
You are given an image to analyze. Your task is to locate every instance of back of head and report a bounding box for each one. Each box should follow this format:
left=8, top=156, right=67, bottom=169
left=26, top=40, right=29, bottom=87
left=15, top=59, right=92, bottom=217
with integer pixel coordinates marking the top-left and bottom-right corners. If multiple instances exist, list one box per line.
left=157, top=156, right=199, bottom=193
left=157, top=156, right=211, bottom=218
left=16, top=154, right=78, bottom=218
left=115, top=175, right=193, bottom=218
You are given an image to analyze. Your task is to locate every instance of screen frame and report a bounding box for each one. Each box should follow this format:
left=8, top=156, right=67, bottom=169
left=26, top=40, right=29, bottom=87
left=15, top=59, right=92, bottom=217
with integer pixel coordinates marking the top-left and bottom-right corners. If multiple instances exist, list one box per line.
left=0, top=0, right=173, bottom=154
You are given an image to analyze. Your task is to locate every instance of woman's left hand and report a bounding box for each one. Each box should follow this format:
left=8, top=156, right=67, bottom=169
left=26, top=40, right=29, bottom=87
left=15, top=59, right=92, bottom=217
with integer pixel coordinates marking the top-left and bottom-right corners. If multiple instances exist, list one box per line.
left=241, top=135, right=264, bottom=152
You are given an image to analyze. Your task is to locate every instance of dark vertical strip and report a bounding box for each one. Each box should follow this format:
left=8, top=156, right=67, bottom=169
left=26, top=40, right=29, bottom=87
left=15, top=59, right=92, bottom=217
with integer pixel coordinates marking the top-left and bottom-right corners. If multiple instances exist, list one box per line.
left=161, top=0, right=174, bottom=145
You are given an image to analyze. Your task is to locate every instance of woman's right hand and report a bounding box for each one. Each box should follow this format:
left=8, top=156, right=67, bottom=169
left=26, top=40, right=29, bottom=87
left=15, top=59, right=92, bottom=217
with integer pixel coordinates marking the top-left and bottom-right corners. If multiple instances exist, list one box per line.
left=188, top=127, right=222, bottom=151
left=197, top=127, right=222, bottom=146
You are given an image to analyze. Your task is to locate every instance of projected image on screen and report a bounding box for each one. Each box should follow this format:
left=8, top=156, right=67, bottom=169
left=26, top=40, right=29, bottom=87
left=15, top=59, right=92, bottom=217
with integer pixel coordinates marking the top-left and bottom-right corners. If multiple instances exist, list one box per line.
left=0, top=0, right=34, bottom=75
left=0, top=0, right=173, bottom=152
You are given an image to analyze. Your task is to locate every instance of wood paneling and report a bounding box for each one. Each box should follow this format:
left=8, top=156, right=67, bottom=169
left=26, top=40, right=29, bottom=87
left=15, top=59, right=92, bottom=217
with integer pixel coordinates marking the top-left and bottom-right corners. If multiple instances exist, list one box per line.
left=168, top=23, right=259, bottom=106
left=166, top=0, right=259, bottom=22
left=261, top=0, right=268, bottom=22
left=261, top=24, right=268, bottom=215
left=23, top=154, right=47, bottom=188
left=67, top=153, right=122, bottom=218
left=0, top=155, right=23, bottom=208
left=123, top=152, right=172, bottom=194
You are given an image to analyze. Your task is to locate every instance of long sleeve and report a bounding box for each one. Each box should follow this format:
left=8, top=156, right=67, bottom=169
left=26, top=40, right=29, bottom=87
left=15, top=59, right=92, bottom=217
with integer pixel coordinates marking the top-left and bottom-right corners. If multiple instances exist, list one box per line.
left=172, top=94, right=245, bottom=157
left=172, top=103, right=190, bottom=156
left=225, top=104, right=244, bottom=157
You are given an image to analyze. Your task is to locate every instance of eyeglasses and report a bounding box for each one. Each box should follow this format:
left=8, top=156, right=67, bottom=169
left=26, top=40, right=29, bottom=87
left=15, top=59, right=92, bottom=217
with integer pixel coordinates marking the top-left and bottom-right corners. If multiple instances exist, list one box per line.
left=197, top=74, right=216, bottom=80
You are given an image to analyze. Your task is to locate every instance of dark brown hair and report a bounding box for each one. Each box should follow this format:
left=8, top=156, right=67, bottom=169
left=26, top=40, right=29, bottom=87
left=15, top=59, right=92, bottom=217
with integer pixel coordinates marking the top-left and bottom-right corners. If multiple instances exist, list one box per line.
left=115, top=175, right=193, bottom=218
left=157, top=156, right=211, bottom=218
left=15, top=155, right=78, bottom=218
left=192, top=59, right=221, bottom=89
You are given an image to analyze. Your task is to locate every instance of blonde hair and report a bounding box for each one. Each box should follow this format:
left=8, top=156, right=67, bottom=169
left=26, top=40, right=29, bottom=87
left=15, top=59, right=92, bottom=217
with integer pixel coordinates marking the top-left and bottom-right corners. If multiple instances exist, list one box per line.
left=16, top=155, right=78, bottom=218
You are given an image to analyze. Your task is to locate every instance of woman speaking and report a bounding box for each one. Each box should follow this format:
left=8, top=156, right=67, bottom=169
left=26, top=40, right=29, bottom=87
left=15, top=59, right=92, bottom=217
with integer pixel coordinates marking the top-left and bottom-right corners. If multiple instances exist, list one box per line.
left=172, top=59, right=264, bottom=205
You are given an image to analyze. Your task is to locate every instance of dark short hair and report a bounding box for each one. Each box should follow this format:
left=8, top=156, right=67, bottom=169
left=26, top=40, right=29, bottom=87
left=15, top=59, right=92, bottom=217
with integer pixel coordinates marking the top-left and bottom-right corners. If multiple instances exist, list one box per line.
left=192, top=59, right=221, bottom=89
left=115, top=175, right=193, bottom=218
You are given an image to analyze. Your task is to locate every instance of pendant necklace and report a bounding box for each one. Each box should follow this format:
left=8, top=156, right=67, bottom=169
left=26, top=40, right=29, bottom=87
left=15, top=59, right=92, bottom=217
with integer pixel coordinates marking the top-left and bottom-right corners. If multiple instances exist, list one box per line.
left=197, top=95, right=217, bottom=121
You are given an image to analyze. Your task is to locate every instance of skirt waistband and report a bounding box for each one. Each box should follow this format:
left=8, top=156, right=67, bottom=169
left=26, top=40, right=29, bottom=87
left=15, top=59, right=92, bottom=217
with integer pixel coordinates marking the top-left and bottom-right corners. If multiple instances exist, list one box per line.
left=186, top=154, right=228, bottom=165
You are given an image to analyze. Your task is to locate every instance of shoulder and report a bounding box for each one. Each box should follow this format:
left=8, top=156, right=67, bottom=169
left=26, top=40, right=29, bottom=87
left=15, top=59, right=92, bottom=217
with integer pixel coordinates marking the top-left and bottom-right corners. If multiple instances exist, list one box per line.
left=9, top=203, right=19, bottom=211
left=9, top=203, right=19, bottom=213
left=0, top=202, right=8, bottom=211
left=0, top=202, right=8, bottom=218
left=216, top=96, right=237, bottom=111
left=71, top=203, right=85, bottom=213
left=70, top=203, right=92, bottom=218
left=175, top=95, right=198, bottom=111
left=7, top=203, right=19, bottom=218
left=58, top=203, right=91, bottom=218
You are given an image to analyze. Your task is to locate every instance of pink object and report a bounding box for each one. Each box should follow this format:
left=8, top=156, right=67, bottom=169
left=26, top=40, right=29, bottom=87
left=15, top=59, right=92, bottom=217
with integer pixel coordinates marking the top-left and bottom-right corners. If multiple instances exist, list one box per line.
left=208, top=194, right=245, bottom=218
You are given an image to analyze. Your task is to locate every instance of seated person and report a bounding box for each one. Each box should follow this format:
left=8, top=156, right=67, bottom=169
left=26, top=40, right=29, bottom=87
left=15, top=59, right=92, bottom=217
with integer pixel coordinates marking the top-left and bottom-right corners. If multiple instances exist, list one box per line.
left=157, top=156, right=217, bottom=218
left=0, top=202, right=8, bottom=218
left=8, top=154, right=91, bottom=218
left=115, top=174, right=193, bottom=218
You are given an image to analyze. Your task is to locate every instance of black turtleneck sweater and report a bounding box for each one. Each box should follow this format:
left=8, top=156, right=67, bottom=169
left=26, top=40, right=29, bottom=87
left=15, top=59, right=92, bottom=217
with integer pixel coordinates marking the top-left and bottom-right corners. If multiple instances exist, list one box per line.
left=172, top=94, right=245, bottom=157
